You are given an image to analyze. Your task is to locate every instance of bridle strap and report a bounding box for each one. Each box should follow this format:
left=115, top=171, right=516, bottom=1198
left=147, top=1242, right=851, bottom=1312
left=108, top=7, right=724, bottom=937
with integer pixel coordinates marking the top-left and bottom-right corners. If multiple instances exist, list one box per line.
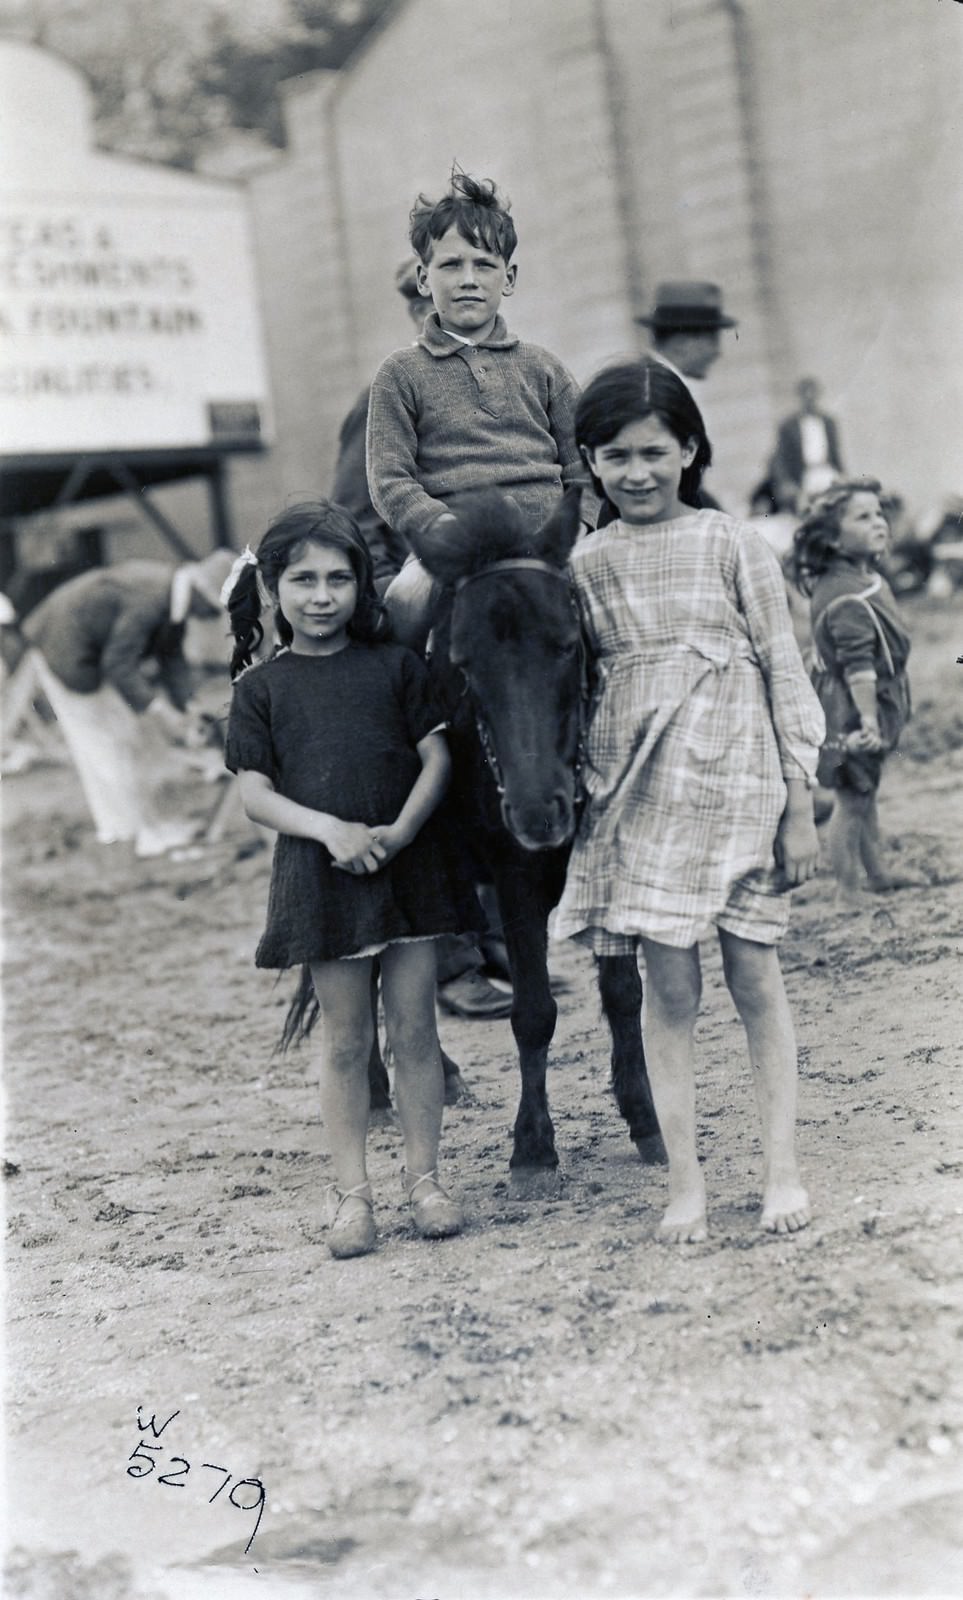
left=454, top=558, right=568, bottom=592
left=451, top=555, right=591, bottom=810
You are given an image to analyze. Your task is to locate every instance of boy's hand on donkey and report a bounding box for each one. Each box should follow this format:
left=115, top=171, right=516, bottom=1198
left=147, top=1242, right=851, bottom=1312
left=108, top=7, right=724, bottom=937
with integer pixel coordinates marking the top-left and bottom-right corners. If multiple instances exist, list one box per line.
left=324, top=819, right=387, bottom=875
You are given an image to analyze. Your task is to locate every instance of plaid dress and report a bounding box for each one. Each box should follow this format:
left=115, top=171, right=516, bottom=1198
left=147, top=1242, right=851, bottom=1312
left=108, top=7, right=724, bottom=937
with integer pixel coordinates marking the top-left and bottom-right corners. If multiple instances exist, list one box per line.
left=552, top=512, right=825, bottom=951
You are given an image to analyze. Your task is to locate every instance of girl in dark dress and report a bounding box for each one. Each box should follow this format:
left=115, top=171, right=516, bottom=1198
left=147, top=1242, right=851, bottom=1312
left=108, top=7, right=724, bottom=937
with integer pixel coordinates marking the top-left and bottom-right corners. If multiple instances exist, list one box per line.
left=790, top=479, right=915, bottom=906
left=224, top=501, right=482, bottom=1259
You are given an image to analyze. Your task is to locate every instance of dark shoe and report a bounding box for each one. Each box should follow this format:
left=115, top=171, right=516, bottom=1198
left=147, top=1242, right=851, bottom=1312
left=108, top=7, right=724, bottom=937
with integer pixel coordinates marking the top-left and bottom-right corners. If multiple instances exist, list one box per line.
left=437, top=971, right=513, bottom=1019
left=403, top=1169, right=464, bottom=1238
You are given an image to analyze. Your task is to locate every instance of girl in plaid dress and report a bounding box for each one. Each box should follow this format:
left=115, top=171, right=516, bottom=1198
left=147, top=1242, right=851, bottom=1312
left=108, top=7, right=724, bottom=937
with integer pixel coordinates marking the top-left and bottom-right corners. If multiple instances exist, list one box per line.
left=553, top=360, right=825, bottom=1242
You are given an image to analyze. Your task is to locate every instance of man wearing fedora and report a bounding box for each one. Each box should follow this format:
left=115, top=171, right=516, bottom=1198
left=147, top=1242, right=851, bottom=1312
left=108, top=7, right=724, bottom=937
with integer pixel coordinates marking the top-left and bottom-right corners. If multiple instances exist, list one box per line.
left=636, top=279, right=737, bottom=386
left=636, top=281, right=736, bottom=510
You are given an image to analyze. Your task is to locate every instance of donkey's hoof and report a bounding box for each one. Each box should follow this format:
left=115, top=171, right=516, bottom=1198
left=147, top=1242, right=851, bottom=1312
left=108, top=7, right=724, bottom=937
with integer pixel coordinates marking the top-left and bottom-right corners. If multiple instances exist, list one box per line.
left=635, top=1132, right=667, bottom=1166
left=508, top=1166, right=563, bottom=1201
left=443, top=1069, right=468, bottom=1106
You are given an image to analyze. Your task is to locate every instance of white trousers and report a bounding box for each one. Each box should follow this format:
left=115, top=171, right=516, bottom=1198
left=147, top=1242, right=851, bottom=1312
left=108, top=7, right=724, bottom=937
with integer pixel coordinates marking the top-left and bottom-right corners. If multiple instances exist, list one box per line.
left=32, top=654, right=166, bottom=844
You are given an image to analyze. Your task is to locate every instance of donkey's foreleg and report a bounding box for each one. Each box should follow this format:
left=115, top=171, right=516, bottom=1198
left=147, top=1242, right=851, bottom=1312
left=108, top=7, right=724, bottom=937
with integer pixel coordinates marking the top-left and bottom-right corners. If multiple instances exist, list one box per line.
left=367, top=963, right=466, bottom=1111
left=495, top=874, right=559, bottom=1171
left=596, top=953, right=666, bottom=1164
left=366, top=962, right=393, bottom=1112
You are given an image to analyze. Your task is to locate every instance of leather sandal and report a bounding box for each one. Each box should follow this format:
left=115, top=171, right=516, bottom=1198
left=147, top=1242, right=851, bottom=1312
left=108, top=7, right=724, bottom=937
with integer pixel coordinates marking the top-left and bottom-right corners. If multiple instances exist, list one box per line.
left=403, top=1169, right=464, bottom=1239
left=324, top=1181, right=376, bottom=1259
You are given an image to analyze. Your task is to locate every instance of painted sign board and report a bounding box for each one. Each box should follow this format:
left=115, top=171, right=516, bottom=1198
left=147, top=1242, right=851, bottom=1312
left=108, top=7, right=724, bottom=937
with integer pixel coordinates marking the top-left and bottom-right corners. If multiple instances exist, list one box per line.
left=0, top=43, right=272, bottom=458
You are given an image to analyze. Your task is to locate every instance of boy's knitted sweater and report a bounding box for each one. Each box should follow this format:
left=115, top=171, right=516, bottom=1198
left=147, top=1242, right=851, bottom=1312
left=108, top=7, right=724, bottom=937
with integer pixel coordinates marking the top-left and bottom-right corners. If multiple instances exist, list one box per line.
left=366, top=313, right=587, bottom=543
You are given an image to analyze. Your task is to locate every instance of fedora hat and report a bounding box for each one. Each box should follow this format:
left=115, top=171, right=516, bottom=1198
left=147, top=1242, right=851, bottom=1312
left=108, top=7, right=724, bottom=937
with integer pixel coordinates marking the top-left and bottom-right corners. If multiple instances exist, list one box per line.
left=636, top=281, right=737, bottom=331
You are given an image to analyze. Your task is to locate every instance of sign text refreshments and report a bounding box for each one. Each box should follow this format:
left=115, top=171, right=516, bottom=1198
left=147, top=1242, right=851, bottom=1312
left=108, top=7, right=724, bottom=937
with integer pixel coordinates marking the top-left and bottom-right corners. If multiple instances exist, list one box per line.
left=0, top=200, right=269, bottom=453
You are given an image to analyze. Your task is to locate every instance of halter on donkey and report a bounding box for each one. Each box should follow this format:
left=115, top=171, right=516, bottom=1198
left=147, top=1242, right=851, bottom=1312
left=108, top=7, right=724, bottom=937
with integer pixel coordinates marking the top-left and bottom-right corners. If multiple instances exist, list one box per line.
left=408, top=487, right=663, bottom=1175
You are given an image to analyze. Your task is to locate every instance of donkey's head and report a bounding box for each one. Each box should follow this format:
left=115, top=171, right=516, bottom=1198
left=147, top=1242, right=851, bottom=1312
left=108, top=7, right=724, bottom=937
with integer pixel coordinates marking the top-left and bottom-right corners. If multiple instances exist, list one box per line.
left=409, top=488, right=584, bottom=850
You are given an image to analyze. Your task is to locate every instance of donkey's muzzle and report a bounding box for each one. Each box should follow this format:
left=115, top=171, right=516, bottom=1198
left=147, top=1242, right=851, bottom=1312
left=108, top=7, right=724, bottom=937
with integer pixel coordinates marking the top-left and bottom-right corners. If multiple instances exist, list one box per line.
left=500, top=790, right=575, bottom=852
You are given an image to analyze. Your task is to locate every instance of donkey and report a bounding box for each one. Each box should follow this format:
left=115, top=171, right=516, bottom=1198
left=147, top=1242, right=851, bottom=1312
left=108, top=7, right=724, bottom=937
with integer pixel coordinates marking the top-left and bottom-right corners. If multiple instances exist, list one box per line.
left=401, top=486, right=664, bottom=1174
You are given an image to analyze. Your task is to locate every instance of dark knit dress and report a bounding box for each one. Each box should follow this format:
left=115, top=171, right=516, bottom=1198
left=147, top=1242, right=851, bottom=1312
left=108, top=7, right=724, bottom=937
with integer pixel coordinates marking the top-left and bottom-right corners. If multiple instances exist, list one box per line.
left=225, top=642, right=483, bottom=967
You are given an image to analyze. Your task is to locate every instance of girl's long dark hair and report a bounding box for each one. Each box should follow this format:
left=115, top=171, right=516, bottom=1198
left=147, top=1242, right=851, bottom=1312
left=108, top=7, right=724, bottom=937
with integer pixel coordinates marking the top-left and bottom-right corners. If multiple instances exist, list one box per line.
left=227, top=500, right=388, bottom=679
left=789, top=477, right=883, bottom=596
left=575, top=357, right=712, bottom=511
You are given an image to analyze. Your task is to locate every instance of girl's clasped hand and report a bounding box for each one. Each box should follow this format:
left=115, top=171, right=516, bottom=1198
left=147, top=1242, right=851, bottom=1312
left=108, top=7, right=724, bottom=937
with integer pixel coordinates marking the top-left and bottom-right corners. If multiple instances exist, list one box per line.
left=326, top=820, right=388, bottom=874
left=327, top=817, right=426, bottom=875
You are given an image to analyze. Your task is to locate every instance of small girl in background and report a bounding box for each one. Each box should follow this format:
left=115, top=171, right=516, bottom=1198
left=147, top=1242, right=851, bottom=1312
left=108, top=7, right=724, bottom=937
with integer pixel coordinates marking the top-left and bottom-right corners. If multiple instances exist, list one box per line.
left=223, top=501, right=482, bottom=1259
left=790, top=480, right=914, bottom=906
left=552, top=359, right=826, bottom=1243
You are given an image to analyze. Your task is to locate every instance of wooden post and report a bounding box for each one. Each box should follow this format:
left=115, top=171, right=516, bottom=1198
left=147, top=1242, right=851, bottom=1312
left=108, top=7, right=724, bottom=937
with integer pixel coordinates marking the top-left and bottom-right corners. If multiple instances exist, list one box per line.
left=207, top=457, right=233, bottom=550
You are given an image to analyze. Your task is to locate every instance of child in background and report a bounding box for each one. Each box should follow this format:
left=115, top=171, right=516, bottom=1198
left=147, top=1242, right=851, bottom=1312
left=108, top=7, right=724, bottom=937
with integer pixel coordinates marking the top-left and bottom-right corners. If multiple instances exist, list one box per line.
left=552, top=359, right=825, bottom=1242
left=367, top=169, right=590, bottom=650
left=223, top=501, right=482, bottom=1259
left=790, top=480, right=914, bottom=905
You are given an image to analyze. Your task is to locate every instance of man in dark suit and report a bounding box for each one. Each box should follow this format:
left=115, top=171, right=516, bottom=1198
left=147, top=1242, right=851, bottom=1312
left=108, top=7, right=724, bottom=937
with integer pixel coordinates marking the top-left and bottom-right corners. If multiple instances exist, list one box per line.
left=770, top=377, right=845, bottom=512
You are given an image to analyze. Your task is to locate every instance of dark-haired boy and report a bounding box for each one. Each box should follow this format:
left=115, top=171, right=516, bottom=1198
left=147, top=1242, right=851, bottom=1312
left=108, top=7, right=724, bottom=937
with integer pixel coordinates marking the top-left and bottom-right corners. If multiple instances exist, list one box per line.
left=367, top=172, right=589, bottom=647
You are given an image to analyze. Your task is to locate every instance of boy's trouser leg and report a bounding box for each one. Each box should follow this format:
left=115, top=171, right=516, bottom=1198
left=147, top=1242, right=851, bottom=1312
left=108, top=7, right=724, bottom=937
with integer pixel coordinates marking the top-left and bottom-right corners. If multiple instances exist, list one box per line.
left=383, top=555, right=439, bottom=654
left=436, top=934, right=513, bottom=1019
left=436, top=933, right=484, bottom=986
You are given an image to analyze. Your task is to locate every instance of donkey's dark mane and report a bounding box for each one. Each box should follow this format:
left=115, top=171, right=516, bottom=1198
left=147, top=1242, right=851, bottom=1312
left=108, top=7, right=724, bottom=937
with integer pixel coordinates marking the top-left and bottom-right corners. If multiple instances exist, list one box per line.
left=435, top=490, right=552, bottom=576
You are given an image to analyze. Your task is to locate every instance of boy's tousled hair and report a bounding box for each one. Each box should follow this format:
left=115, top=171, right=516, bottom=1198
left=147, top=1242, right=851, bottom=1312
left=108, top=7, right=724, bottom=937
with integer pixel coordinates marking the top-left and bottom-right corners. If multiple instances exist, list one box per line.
left=409, top=167, right=517, bottom=265
left=575, top=358, right=713, bottom=510
left=227, top=499, right=388, bottom=679
left=789, top=477, right=884, bottom=596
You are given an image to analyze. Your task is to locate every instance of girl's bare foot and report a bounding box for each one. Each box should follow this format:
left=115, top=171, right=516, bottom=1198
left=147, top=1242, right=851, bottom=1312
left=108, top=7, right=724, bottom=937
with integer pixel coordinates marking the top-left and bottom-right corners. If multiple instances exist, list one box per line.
left=867, top=872, right=924, bottom=893
left=658, top=1207, right=708, bottom=1243
left=760, top=1183, right=811, bottom=1234
left=658, top=1175, right=708, bottom=1243
left=833, top=885, right=870, bottom=912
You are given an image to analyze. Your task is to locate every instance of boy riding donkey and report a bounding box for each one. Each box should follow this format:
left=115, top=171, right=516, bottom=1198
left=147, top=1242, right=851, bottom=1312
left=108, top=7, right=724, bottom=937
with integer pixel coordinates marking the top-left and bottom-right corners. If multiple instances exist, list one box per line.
left=366, top=168, right=593, bottom=1014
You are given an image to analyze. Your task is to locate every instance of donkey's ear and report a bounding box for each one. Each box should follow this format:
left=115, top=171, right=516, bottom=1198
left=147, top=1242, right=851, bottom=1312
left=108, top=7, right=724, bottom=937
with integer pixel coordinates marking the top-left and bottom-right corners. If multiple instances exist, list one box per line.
left=536, top=486, right=584, bottom=568
left=406, top=513, right=467, bottom=584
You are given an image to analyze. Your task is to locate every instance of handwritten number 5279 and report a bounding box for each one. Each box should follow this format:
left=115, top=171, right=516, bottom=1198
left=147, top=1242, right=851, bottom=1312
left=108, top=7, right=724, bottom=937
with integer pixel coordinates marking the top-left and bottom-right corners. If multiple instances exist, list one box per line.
left=127, top=1444, right=265, bottom=1551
